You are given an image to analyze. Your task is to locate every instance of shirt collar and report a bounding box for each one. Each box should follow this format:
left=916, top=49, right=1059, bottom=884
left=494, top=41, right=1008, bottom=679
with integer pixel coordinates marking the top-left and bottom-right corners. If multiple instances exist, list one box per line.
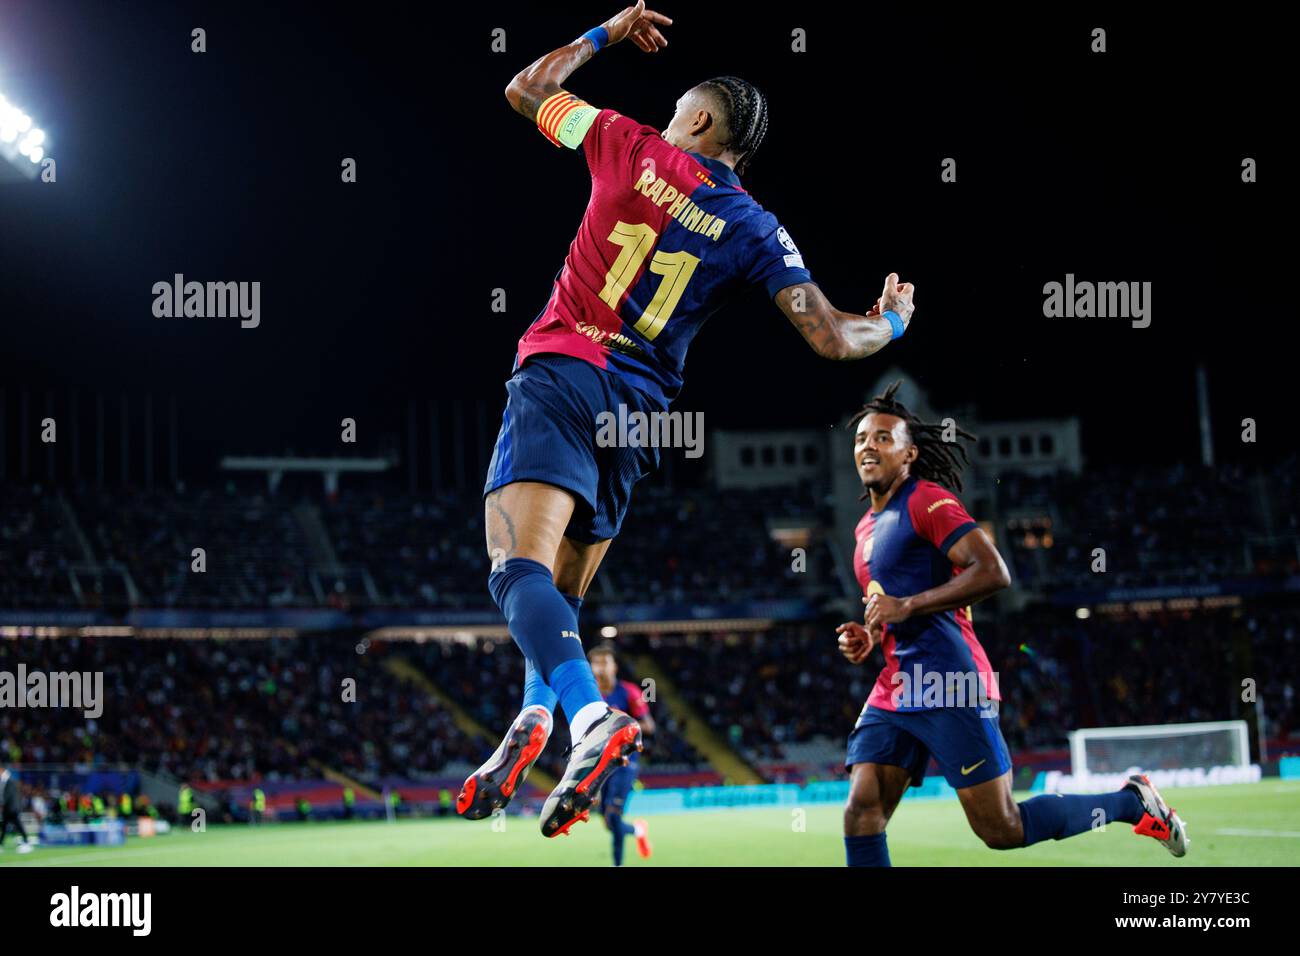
left=688, top=152, right=741, bottom=188
left=871, top=474, right=917, bottom=514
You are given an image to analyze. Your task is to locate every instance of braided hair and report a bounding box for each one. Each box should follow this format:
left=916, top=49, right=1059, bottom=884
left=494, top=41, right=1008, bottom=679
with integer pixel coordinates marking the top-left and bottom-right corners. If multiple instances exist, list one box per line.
left=696, top=76, right=768, bottom=174
left=848, top=381, right=977, bottom=493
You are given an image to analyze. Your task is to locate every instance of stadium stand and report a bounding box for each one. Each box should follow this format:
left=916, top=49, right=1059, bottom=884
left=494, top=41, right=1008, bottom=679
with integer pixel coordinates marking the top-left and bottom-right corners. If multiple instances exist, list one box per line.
left=3, top=462, right=1298, bottom=821
left=4, top=462, right=1296, bottom=611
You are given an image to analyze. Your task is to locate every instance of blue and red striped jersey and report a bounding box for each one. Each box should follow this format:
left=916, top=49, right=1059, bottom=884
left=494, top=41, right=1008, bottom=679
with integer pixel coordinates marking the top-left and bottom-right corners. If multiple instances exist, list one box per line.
left=853, top=477, right=1001, bottom=712
left=516, top=107, right=813, bottom=406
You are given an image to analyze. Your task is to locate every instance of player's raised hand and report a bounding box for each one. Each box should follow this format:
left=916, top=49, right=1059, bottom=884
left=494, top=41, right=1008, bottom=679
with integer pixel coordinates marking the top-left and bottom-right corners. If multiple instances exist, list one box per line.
left=603, top=2, right=673, bottom=53
left=836, top=621, right=877, bottom=664
left=879, top=273, right=916, bottom=324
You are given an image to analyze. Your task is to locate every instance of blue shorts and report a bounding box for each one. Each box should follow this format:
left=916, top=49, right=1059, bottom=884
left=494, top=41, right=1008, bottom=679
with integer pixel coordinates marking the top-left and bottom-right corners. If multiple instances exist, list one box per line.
left=845, top=704, right=1012, bottom=789
left=600, top=764, right=638, bottom=816
left=484, top=355, right=661, bottom=543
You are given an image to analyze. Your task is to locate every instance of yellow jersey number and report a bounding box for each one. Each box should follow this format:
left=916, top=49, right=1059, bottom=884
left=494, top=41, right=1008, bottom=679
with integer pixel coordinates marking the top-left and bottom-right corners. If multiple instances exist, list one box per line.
left=597, top=220, right=700, bottom=341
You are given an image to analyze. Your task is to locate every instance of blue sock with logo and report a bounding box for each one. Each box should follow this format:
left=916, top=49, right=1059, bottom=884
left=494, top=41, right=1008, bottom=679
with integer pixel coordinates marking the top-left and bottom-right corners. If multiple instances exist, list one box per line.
left=489, top=556, right=590, bottom=681
left=518, top=592, right=581, bottom=715
left=845, top=832, right=891, bottom=867
left=1018, top=789, right=1143, bottom=846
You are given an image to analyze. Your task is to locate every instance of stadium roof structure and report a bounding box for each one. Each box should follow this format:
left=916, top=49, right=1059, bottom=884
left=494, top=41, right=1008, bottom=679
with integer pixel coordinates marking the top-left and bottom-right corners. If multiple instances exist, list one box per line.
left=219, top=455, right=395, bottom=493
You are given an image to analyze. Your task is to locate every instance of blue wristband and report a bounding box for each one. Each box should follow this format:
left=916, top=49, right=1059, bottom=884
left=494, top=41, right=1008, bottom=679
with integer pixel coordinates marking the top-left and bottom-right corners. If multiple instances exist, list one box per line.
left=883, top=309, right=905, bottom=339
left=580, top=26, right=609, bottom=52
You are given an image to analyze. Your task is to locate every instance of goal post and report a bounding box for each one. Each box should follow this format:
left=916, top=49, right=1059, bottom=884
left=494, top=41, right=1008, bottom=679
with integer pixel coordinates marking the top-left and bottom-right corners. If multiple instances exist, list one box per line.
left=1069, top=720, right=1251, bottom=779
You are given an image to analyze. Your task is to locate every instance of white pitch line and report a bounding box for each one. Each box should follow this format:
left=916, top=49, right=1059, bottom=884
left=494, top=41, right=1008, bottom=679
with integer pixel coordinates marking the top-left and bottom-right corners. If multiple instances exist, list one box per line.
left=1213, top=828, right=1300, bottom=838
left=5, top=827, right=385, bottom=867
left=4, top=844, right=197, bottom=867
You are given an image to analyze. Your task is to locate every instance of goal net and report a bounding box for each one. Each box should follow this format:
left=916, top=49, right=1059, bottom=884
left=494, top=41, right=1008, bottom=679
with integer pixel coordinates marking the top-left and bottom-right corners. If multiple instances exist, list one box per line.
left=1068, top=720, right=1251, bottom=788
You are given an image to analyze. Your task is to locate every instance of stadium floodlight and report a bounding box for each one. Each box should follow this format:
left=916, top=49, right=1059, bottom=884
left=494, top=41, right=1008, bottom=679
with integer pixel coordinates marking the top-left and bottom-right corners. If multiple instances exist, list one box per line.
left=0, top=87, right=50, bottom=181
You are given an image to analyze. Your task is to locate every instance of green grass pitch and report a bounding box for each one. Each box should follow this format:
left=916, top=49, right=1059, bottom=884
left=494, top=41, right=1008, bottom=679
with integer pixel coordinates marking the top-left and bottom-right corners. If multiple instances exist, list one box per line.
left=5, top=782, right=1298, bottom=867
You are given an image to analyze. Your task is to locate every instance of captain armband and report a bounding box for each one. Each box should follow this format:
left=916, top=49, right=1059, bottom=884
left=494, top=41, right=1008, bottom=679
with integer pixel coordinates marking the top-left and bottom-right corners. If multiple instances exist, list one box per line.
left=536, top=91, right=600, bottom=149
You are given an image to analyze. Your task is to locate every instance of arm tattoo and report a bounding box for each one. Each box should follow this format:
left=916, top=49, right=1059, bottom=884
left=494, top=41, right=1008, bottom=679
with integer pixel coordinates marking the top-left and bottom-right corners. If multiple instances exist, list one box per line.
left=778, top=283, right=892, bottom=360
left=794, top=308, right=829, bottom=338
left=779, top=284, right=840, bottom=358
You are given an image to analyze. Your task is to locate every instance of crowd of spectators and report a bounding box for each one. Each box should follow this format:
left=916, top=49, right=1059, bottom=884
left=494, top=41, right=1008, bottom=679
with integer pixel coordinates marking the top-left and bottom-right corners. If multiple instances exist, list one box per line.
left=1, top=604, right=1294, bottom=790
left=998, top=462, right=1298, bottom=593
left=0, top=634, right=485, bottom=784
left=5, top=461, right=1295, bottom=610
left=0, top=484, right=80, bottom=608
left=76, top=484, right=314, bottom=608
left=320, top=489, right=489, bottom=610
left=2, top=480, right=827, bottom=609
left=0, top=631, right=703, bottom=789
left=601, top=483, right=826, bottom=605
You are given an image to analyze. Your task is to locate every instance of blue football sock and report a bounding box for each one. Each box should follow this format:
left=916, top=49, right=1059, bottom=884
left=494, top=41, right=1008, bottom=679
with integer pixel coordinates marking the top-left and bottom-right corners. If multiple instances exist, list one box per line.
left=521, top=659, right=558, bottom=713
left=549, top=659, right=603, bottom=728
left=845, top=832, right=891, bottom=867
left=488, top=557, right=587, bottom=675
left=518, top=592, right=581, bottom=716
left=1018, top=789, right=1143, bottom=846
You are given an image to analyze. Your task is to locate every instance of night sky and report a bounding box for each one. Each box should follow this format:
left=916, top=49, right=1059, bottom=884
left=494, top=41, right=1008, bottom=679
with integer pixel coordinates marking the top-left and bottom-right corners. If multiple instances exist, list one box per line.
left=0, top=3, right=1288, bottom=483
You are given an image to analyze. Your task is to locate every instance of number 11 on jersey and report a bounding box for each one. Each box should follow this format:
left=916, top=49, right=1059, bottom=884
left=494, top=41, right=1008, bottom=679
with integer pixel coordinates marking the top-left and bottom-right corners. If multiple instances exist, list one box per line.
left=598, top=220, right=700, bottom=342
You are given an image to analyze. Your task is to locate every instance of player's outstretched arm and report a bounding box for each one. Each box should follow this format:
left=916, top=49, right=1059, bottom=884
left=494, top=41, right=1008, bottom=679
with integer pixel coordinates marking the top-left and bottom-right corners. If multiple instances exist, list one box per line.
left=504, top=2, right=672, bottom=122
left=775, top=273, right=915, bottom=361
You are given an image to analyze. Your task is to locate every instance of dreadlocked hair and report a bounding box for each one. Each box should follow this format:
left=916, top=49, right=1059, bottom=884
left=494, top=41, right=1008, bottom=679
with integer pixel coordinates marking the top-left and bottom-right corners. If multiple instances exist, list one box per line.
left=847, top=380, right=977, bottom=494
left=697, top=76, right=768, bottom=174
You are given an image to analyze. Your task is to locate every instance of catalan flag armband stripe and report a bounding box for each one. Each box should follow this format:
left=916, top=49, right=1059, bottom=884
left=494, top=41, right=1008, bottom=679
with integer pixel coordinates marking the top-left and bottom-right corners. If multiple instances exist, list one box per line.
left=537, top=91, right=599, bottom=149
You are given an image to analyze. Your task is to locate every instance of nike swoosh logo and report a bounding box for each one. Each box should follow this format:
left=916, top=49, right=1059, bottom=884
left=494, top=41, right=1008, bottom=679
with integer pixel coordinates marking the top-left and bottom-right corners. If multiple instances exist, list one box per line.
left=960, top=759, right=987, bottom=776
